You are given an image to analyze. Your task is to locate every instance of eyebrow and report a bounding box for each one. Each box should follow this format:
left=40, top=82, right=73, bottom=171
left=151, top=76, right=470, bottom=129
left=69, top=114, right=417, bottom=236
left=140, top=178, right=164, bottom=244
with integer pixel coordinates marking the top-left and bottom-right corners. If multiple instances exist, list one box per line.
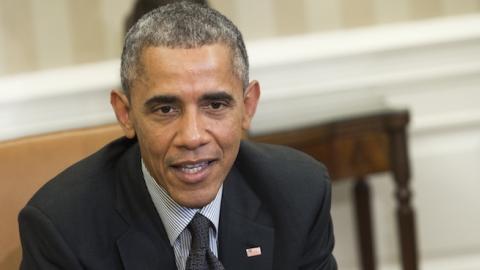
left=144, top=95, right=179, bottom=109
left=200, top=91, right=234, bottom=103
left=143, top=91, right=235, bottom=109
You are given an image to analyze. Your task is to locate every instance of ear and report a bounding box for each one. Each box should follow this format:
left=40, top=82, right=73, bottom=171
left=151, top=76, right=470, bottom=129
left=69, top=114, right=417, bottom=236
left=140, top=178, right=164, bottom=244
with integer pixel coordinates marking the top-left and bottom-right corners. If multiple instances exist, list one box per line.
left=110, top=90, right=136, bottom=139
left=242, top=80, right=261, bottom=130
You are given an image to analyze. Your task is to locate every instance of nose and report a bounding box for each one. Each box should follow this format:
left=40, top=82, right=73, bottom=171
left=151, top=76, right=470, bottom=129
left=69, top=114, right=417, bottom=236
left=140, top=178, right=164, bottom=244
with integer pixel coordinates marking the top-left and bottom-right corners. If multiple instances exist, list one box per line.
left=174, top=108, right=209, bottom=150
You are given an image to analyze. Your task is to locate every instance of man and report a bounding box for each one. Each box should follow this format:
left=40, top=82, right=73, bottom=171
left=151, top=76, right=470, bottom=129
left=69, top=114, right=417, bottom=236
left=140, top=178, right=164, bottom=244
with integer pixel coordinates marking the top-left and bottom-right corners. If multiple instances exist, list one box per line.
left=19, top=2, right=337, bottom=269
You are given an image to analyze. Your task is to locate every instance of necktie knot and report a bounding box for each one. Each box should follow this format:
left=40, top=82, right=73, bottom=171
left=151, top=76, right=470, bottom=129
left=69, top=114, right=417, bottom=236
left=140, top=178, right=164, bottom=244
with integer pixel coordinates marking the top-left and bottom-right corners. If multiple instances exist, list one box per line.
left=185, top=213, right=225, bottom=270
left=188, top=213, right=211, bottom=250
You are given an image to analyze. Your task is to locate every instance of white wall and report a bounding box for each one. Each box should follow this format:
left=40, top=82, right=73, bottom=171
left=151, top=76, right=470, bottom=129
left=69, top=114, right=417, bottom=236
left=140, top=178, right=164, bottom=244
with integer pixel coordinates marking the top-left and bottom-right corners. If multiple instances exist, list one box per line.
left=1, top=14, right=480, bottom=270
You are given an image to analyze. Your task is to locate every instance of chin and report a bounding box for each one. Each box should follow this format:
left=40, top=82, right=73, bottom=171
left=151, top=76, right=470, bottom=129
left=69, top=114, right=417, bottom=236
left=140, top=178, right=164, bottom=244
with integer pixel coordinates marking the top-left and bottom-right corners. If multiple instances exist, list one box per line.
left=177, top=191, right=217, bottom=209
left=179, top=199, right=212, bottom=209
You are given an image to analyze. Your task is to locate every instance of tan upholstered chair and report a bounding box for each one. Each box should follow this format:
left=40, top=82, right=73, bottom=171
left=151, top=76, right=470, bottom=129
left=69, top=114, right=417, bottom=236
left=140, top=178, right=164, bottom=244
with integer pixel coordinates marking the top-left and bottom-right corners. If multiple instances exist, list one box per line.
left=0, top=124, right=122, bottom=269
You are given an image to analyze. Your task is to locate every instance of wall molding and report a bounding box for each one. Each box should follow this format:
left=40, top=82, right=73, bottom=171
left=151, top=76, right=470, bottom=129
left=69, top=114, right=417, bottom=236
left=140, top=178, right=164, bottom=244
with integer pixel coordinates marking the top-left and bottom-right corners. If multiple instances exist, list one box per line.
left=1, top=14, right=480, bottom=141
left=249, top=14, right=480, bottom=134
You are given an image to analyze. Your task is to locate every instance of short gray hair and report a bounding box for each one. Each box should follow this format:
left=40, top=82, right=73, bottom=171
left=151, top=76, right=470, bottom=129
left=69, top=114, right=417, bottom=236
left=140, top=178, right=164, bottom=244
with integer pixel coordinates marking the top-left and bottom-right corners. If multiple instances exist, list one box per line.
left=120, top=1, right=249, bottom=97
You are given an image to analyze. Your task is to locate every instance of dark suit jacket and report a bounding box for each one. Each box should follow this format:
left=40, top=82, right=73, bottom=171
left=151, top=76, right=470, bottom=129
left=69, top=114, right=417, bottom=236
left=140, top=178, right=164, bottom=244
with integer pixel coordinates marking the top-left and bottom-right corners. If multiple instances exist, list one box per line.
left=19, top=137, right=336, bottom=269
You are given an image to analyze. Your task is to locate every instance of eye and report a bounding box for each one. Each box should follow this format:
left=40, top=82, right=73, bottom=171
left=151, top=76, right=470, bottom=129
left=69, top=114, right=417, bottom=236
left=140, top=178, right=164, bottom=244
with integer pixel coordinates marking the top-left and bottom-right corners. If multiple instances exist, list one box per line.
left=210, top=102, right=224, bottom=110
left=153, top=105, right=179, bottom=116
left=159, top=105, right=173, bottom=114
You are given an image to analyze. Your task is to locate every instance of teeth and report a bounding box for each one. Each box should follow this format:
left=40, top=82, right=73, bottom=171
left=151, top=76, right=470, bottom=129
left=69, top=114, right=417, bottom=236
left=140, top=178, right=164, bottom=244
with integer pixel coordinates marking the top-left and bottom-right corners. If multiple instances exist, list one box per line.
left=179, top=161, right=208, bottom=174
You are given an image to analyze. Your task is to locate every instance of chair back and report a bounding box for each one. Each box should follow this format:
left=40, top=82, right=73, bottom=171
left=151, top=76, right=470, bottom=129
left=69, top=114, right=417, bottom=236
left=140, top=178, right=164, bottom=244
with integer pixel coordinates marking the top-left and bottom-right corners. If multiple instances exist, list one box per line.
left=0, top=124, right=122, bottom=269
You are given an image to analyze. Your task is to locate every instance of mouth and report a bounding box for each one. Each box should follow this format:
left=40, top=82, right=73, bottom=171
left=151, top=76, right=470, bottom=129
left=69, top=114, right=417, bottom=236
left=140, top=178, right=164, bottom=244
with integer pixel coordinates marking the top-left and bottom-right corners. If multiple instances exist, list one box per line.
left=175, top=160, right=213, bottom=174
left=170, top=159, right=217, bottom=183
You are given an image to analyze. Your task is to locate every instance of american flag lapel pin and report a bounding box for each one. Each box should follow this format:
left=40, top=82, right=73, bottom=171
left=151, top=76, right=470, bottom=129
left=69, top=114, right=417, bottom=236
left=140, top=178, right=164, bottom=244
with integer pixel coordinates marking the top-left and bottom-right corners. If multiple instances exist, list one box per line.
left=246, top=247, right=262, bottom=257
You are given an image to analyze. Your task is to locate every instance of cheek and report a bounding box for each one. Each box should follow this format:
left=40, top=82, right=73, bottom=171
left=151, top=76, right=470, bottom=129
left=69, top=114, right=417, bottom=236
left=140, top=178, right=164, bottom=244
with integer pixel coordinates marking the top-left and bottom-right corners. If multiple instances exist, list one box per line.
left=136, top=123, right=171, bottom=160
left=210, top=113, right=243, bottom=136
left=208, top=120, right=243, bottom=157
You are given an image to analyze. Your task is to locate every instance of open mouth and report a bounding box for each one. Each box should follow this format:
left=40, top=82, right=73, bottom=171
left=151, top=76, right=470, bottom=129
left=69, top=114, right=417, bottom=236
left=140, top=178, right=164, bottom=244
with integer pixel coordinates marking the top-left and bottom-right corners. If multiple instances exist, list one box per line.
left=171, top=160, right=216, bottom=175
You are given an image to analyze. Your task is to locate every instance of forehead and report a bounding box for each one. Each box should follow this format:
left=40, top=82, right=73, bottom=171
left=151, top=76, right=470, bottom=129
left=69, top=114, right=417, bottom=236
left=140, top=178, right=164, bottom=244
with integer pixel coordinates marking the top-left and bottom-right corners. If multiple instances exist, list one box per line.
left=139, top=43, right=234, bottom=74
left=131, top=44, right=241, bottom=98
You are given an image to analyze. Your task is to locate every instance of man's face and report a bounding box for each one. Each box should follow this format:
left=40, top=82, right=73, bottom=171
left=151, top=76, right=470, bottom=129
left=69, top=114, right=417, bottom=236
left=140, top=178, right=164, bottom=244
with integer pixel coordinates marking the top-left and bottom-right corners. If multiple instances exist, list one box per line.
left=111, top=43, right=260, bottom=208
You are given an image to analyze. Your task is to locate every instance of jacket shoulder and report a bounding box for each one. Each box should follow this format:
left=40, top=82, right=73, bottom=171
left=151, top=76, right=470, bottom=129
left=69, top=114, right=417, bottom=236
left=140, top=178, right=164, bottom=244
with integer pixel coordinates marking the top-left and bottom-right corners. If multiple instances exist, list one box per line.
left=24, top=137, right=137, bottom=219
left=238, top=140, right=329, bottom=180
left=18, top=137, right=137, bottom=268
left=237, top=140, right=331, bottom=201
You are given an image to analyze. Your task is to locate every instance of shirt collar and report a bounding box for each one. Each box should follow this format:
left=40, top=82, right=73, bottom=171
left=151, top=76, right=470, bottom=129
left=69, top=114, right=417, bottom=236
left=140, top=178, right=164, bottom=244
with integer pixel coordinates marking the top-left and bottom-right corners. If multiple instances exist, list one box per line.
left=142, top=160, right=223, bottom=245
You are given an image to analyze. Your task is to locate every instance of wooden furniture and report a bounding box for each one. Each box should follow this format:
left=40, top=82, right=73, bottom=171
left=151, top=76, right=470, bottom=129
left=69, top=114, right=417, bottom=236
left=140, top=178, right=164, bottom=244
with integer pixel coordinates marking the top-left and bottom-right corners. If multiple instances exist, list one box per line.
left=251, top=109, right=418, bottom=270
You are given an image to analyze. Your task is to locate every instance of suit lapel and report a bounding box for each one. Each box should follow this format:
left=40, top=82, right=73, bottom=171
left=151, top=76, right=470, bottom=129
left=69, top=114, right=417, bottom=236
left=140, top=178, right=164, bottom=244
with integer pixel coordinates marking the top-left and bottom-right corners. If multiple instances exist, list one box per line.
left=113, top=140, right=176, bottom=270
left=117, top=228, right=175, bottom=269
left=219, top=164, right=274, bottom=270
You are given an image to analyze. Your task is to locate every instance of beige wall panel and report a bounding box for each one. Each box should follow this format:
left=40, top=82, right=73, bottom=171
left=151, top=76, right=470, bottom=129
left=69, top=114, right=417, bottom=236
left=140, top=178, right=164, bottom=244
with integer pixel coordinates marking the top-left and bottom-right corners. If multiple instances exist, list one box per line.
left=100, top=0, right=133, bottom=59
left=0, top=11, right=6, bottom=74
left=305, top=0, right=342, bottom=32
left=274, top=0, right=307, bottom=36
left=373, top=0, right=410, bottom=23
left=209, top=0, right=245, bottom=41
left=233, top=0, right=277, bottom=40
left=68, top=1, right=107, bottom=64
left=341, top=0, right=376, bottom=28
left=441, top=0, right=480, bottom=15
left=410, top=0, right=442, bottom=19
left=209, top=0, right=236, bottom=21
left=30, top=0, right=74, bottom=70
left=0, top=0, right=37, bottom=74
